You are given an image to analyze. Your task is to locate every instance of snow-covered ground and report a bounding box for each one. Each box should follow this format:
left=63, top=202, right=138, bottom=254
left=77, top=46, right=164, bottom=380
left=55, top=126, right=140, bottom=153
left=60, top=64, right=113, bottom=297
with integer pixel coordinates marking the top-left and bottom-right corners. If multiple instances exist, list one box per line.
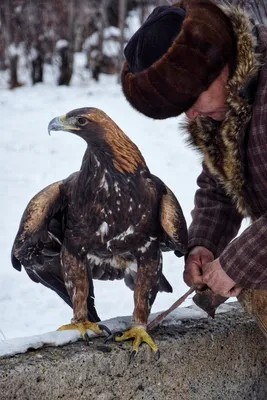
left=0, top=53, right=246, bottom=345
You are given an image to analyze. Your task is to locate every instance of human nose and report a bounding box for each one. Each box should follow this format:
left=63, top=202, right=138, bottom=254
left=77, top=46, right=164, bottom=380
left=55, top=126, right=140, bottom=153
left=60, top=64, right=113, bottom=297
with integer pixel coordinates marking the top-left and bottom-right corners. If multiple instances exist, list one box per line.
left=185, top=108, right=200, bottom=120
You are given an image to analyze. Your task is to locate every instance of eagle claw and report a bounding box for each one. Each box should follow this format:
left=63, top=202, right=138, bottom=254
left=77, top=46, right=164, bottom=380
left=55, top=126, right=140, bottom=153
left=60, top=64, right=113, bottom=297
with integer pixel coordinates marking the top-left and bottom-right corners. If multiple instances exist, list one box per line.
left=98, top=324, right=112, bottom=337
left=84, top=332, right=91, bottom=346
left=129, top=350, right=137, bottom=364
left=154, top=349, right=160, bottom=361
left=104, top=330, right=123, bottom=343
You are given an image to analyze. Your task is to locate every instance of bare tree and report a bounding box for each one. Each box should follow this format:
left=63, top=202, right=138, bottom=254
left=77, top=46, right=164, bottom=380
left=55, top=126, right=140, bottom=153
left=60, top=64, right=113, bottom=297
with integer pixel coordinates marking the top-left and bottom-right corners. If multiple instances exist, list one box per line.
left=56, top=0, right=75, bottom=85
left=23, top=0, right=45, bottom=84
left=117, top=0, right=127, bottom=77
left=91, top=0, right=109, bottom=81
left=0, top=0, right=167, bottom=88
left=0, top=0, right=23, bottom=89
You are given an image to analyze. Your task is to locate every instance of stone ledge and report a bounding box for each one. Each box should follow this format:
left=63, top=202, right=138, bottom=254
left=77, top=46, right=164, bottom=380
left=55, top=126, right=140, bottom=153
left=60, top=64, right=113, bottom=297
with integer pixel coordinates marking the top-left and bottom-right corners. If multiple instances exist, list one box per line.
left=0, top=304, right=266, bottom=400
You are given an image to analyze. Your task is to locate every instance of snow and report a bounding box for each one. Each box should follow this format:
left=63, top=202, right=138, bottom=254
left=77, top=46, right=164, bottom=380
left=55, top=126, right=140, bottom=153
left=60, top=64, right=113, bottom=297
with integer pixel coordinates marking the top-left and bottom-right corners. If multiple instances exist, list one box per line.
left=83, top=30, right=120, bottom=58
left=55, top=39, right=69, bottom=50
left=0, top=302, right=238, bottom=358
left=84, top=27, right=121, bottom=50
left=29, top=47, right=38, bottom=61
left=125, top=10, right=144, bottom=40
left=0, top=52, right=248, bottom=356
left=8, top=44, right=22, bottom=57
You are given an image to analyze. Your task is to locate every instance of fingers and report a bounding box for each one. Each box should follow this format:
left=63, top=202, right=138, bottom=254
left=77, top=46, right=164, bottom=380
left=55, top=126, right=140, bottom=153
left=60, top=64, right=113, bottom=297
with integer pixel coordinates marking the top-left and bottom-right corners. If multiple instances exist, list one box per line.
left=183, top=260, right=203, bottom=287
left=202, top=259, right=241, bottom=298
left=183, top=247, right=242, bottom=298
left=189, top=246, right=214, bottom=263
left=183, top=246, right=214, bottom=287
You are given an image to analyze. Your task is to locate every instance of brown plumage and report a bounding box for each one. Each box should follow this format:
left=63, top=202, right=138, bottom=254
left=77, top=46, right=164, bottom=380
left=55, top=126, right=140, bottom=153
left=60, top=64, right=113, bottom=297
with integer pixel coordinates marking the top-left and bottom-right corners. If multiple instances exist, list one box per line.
left=11, top=107, right=187, bottom=357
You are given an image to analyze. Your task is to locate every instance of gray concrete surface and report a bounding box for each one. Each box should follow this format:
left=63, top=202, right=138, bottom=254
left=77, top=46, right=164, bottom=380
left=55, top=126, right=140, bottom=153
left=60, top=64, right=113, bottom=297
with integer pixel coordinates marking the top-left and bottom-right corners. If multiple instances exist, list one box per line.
left=0, top=305, right=266, bottom=400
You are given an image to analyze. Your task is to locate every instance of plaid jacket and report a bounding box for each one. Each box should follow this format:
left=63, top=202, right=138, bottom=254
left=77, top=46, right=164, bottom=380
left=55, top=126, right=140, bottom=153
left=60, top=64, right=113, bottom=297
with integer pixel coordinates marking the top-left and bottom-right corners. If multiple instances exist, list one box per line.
left=187, top=13, right=267, bottom=289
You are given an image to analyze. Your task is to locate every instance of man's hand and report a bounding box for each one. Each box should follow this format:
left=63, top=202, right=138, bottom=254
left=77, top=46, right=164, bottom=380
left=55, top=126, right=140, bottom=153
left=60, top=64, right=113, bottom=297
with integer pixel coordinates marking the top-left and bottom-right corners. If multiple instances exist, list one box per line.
left=184, top=246, right=241, bottom=297
left=184, top=246, right=214, bottom=287
left=202, top=258, right=242, bottom=297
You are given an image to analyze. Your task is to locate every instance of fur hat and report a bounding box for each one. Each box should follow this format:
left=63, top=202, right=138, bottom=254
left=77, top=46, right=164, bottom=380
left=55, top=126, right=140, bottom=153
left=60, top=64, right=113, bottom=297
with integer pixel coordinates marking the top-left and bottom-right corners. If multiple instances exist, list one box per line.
left=121, top=0, right=236, bottom=119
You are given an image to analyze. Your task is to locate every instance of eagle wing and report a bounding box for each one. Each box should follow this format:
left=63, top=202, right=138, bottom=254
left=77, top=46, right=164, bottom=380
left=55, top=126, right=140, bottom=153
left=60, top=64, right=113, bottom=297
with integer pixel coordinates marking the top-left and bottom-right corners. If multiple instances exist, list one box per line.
left=153, top=175, right=188, bottom=256
left=11, top=175, right=100, bottom=322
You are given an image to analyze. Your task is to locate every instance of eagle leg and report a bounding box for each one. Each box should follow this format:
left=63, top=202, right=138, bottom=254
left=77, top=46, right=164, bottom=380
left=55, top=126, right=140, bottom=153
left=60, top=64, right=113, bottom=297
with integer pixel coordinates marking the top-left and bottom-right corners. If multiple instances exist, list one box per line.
left=116, top=251, right=161, bottom=360
left=58, top=247, right=109, bottom=343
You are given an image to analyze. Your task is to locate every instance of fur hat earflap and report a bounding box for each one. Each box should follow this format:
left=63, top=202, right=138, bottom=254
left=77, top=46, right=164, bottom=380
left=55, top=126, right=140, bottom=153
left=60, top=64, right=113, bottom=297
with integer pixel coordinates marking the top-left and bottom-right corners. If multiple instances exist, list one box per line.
left=121, top=0, right=236, bottom=119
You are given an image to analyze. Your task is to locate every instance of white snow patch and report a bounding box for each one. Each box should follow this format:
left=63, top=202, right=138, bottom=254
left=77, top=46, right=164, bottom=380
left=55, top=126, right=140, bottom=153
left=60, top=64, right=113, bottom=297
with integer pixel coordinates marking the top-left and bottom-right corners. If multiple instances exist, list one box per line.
left=83, top=27, right=121, bottom=58
left=0, top=305, right=214, bottom=358
left=56, top=39, right=69, bottom=50
left=8, top=44, right=21, bottom=57
left=0, top=302, right=239, bottom=358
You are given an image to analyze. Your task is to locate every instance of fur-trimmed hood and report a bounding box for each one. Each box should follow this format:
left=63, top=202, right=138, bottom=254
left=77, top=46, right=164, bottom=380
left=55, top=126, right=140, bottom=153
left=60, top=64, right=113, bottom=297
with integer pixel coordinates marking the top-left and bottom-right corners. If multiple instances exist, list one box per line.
left=184, top=5, right=262, bottom=218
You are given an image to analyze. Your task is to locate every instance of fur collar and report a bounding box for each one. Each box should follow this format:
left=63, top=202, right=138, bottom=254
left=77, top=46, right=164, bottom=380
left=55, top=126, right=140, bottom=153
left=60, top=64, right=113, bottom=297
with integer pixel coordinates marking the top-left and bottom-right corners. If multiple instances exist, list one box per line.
left=183, top=5, right=260, bottom=218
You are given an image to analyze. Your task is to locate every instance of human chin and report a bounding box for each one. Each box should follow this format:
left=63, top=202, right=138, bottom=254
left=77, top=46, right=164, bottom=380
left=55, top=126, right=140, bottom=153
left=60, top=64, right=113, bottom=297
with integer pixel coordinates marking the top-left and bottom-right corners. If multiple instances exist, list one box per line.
left=208, top=110, right=228, bottom=121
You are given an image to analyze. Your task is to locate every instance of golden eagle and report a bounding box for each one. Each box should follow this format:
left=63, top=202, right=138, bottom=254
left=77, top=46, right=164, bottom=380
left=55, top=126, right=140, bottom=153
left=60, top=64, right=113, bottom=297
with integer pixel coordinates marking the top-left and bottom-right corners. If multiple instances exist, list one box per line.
left=11, top=107, right=188, bottom=358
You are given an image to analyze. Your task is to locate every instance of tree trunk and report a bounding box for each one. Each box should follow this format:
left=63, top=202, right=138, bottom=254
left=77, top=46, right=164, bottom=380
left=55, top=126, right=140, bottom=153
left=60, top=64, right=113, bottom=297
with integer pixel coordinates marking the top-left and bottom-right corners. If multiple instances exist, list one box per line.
left=57, top=0, right=74, bottom=86
left=57, top=44, right=73, bottom=86
left=31, top=46, right=44, bottom=85
left=92, top=0, right=107, bottom=82
left=117, top=0, right=127, bottom=78
left=9, top=54, right=21, bottom=89
left=0, top=0, right=22, bottom=88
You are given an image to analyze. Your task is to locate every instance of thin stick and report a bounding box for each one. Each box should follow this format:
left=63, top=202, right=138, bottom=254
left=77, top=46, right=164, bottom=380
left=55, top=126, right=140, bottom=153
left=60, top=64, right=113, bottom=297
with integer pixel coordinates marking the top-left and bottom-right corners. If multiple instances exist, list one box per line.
left=0, top=328, right=6, bottom=340
left=147, top=287, right=195, bottom=331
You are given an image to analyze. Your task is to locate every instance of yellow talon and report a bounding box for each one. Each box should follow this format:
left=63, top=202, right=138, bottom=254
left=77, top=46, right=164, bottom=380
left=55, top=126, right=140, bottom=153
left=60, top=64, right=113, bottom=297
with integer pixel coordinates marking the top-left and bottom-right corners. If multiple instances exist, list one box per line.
left=115, top=327, right=159, bottom=355
left=57, top=320, right=103, bottom=341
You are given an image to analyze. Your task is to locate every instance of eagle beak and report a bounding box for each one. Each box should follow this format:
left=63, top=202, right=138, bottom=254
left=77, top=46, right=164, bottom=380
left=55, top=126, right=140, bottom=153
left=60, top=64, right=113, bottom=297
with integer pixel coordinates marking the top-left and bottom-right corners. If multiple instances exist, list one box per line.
left=48, top=115, right=81, bottom=135
left=48, top=116, right=66, bottom=136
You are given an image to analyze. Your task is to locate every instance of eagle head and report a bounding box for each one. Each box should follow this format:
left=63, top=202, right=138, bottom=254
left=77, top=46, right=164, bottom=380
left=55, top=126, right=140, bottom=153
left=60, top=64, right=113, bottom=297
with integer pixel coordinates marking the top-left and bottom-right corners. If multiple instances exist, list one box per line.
left=48, top=107, right=146, bottom=174
left=48, top=107, right=106, bottom=140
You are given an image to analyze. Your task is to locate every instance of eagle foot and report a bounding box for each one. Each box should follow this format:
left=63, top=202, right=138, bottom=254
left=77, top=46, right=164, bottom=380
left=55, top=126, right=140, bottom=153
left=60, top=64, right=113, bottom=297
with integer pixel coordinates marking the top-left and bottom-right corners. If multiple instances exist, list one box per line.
left=115, top=327, right=159, bottom=361
left=57, top=321, right=110, bottom=344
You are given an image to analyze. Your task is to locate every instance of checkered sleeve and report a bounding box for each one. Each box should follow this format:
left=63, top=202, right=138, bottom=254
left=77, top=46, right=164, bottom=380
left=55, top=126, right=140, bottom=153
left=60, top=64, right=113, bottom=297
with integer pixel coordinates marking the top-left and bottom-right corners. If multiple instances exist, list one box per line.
left=188, top=165, right=243, bottom=257
left=220, top=216, right=267, bottom=288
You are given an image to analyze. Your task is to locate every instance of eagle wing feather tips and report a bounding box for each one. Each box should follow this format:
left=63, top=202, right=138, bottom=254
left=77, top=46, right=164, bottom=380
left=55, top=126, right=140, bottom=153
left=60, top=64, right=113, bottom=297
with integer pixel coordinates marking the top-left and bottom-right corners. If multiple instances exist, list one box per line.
left=12, top=176, right=100, bottom=323
left=11, top=180, right=64, bottom=265
left=158, top=182, right=188, bottom=256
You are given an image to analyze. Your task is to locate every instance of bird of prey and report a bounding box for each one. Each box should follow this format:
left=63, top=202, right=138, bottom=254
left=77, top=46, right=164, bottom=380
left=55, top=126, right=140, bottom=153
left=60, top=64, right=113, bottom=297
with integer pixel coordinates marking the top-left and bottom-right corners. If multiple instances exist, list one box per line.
left=11, top=107, right=188, bottom=358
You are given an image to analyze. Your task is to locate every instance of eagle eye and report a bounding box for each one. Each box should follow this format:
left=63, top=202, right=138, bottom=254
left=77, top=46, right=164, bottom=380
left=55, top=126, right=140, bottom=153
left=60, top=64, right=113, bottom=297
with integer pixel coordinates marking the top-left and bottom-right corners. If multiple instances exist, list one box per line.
left=77, top=117, right=88, bottom=126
